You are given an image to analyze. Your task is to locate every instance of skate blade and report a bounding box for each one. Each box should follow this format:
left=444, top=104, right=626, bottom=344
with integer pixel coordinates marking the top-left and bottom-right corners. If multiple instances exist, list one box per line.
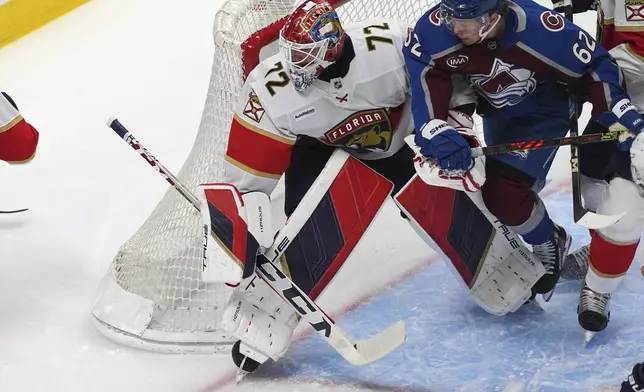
left=584, top=331, right=596, bottom=344
left=541, top=287, right=556, bottom=303
left=236, top=369, right=249, bottom=384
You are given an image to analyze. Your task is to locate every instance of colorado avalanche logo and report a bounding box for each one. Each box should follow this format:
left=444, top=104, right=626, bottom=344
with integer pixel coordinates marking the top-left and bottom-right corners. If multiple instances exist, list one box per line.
left=429, top=8, right=441, bottom=26
left=467, top=59, right=537, bottom=109
left=540, top=11, right=565, bottom=32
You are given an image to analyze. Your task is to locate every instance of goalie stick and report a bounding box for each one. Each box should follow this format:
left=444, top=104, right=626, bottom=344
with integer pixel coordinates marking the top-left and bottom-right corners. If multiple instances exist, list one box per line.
left=106, top=117, right=406, bottom=367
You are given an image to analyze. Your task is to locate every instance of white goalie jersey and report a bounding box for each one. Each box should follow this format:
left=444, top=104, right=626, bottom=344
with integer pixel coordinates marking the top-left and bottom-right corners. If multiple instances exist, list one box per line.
left=224, top=17, right=475, bottom=195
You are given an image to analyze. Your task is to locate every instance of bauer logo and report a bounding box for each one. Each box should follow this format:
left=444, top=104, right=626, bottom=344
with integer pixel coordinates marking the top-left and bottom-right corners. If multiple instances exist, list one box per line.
left=446, top=55, right=469, bottom=68
left=294, top=107, right=316, bottom=121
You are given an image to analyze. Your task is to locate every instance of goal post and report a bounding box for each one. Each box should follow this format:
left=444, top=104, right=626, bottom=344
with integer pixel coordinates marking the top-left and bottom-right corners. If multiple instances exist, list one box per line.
left=90, top=0, right=438, bottom=354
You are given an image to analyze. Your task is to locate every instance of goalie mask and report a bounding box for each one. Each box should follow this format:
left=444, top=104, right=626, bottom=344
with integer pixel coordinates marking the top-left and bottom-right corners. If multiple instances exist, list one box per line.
left=279, top=0, right=346, bottom=91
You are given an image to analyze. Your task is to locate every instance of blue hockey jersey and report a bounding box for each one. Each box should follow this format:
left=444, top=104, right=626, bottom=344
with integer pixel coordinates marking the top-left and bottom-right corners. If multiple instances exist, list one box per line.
left=403, top=0, right=630, bottom=130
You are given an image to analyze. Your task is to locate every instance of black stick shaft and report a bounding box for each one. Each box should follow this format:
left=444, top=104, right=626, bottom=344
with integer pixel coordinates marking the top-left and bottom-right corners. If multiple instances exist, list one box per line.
left=471, top=130, right=627, bottom=157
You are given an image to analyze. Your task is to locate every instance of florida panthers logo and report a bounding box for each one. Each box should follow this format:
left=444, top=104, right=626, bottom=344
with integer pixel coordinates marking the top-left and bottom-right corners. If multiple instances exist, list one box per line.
left=344, top=124, right=392, bottom=151
left=324, top=106, right=404, bottom=153
left=467, top=59, right=537, bottom=109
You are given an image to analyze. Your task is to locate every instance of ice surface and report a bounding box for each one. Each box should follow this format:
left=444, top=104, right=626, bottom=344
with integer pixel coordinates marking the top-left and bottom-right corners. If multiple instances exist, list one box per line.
left=0, top=0, right=640, bottom=391
left=243, top=190, right=643, bottom=392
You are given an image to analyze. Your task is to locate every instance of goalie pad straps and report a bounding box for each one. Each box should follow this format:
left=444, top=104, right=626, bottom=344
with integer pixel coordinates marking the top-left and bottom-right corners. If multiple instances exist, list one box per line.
left=394, top=176, right=545, bottom=316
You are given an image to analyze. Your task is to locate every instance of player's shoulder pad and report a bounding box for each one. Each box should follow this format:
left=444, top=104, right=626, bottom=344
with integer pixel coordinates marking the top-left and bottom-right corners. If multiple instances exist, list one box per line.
left=506, top=0, right=591, bottom=74
left=508, top=0, right=574, bottom=39
left=343, top=19, right=412, bottom=83
left=346, top=18, right=410, bottom=48
left=243, top=52, right=303, bottom=118
left=406, top=6, right=461, bottom=60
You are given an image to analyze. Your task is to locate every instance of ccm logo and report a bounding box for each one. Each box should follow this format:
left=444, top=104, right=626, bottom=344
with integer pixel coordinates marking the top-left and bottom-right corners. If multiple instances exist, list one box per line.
left=446, top=55, right=469, bottom=68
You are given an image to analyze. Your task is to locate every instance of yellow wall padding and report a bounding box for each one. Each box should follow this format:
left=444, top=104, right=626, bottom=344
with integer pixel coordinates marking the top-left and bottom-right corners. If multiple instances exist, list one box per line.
left=0, top=0, right=91, bottom=47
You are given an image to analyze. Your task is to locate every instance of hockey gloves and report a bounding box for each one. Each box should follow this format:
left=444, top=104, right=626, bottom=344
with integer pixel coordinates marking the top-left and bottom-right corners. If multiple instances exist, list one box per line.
left=612, top=99, right=644, bottom=151
left=416, top=118, right=473, bottom=172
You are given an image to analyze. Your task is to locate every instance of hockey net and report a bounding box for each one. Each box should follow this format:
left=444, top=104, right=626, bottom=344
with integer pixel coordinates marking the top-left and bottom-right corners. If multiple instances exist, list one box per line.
left=91, top=0, right=438, bottom=353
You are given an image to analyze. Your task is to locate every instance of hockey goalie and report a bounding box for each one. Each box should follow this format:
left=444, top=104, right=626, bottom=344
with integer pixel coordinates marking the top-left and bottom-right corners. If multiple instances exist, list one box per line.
left=197, top=0, right=549, bottom=378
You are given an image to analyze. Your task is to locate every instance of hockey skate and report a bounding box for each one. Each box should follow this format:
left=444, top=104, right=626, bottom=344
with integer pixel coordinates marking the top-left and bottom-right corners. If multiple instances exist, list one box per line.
left=560, top=244, right=590, bottom=281
left=578, top=278, right=611, bottom=343
left=531, top=223, right=572, bottom=301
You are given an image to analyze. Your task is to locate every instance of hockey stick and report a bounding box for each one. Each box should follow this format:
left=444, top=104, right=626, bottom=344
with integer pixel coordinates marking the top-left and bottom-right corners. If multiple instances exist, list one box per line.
left=554, top=4, right=625, bottom=229
left=0, top=208, right=28, bottom=214
left=471, top=129, right=633, bottom=157
left=106, top=117, right=406, bottom=366
left=0, top=161, right=29, bottom=214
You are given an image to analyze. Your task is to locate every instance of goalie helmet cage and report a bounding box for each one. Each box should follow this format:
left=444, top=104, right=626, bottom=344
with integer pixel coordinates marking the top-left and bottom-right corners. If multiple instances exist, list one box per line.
left=90, top=0, right=436, bottom=354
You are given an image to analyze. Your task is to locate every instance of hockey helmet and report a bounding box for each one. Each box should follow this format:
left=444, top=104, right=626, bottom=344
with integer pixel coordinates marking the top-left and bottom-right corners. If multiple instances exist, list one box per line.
left=279, top=0, right=346, bottom=91
left=439, top=0, right=505, bottom=42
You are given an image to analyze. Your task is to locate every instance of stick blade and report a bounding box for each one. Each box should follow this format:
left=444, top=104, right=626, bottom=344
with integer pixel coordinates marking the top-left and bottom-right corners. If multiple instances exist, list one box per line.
left=336, top=320, right=406, bottom=366
left=0, top=208, right=28, bottom=214
left=575, top=210, right=626, bottom=229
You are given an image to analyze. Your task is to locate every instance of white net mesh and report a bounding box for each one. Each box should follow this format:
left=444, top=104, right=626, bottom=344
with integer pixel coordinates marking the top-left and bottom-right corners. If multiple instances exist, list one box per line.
left=91, top=0, right=440, bottom=353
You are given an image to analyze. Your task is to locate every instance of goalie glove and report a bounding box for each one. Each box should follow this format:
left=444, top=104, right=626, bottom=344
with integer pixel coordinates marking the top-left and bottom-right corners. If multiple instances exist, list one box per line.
left=408, top=110, right=486, bottom=192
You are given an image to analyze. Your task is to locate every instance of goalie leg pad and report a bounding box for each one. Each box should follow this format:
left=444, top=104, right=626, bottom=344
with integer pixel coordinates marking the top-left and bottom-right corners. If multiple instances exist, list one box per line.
left=394, top=175, right=545, bottom=316
left=282, top=151, right=394, bottom=299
